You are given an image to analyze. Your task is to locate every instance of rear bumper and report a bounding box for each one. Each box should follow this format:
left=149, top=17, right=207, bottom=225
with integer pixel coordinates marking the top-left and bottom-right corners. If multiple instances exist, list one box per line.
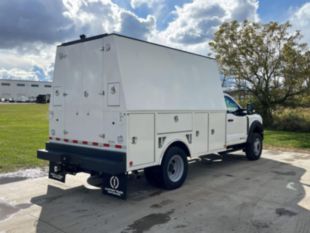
left=37, top=142, right=126, bottom=175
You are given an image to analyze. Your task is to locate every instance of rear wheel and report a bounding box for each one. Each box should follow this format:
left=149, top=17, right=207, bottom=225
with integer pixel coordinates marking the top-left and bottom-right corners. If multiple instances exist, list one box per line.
left=245, top=133, right=263, bottom=160
left=144, top=146, right=188, bottom=189
left=160, top=147, right=188, bottom=190
left=87, top=173, right=103, bottom=187
left=144, top=166, right=161, bottom=187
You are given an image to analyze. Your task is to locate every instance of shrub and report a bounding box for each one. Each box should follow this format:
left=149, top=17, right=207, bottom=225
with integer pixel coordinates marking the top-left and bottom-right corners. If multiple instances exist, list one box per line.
left=271, top=108, right=310, bottom=132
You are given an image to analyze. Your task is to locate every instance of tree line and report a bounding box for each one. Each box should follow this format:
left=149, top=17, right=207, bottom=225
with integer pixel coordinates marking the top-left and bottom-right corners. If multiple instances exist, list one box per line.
left=209, top=21, right=310, bottom=126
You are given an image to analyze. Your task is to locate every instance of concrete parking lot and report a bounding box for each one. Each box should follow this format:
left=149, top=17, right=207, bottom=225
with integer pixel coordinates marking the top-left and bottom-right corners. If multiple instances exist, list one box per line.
left=0, top=149, right=309, bottom=233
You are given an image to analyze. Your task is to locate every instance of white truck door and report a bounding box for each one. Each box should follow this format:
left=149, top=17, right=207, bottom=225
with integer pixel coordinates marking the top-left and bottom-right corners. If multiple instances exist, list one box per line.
left=78, top=40, right=105, bottom=143
left=128, top=114, right=155, bottom=168
left=62, top=39, right=105, bottom=143
left=193, top=113, right=208, bottom=154
left=50, top=46, right=68, bottom=139
left=225, top=95, right=247, bottom=145
left=209, top=112, right=226, bottom=151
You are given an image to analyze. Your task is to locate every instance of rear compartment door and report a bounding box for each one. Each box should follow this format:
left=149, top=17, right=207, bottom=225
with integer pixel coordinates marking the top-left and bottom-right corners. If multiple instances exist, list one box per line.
left=49, top=46, right=67, bottom=139
left=63, top=40, right=105, bottom=143
left=128, top=114, right=155, bottom=168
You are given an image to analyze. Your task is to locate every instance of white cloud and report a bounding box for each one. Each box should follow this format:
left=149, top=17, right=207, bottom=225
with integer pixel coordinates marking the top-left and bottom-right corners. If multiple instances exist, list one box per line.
left=231, top=0, right=259, bottom=21
left=0, top=0, right=261, bottom=81
left=62, top=0, right=155, bottom=39
left=0, top=0, right=74, bottom=49
left=130, top=0, right=165, bottom=25
left=290, top=3, right=310, bottom=44
left=118, top=12, right=156, bottom=40
left=130, top=0, right=160, bottom=9
left=0, top=0, right=156, bottom=81
left=0, top=44, right=56, bottom=81
left=150, top=0, right=259, bottom=55
left=0, top=68, right=38, bottom=81
left=62, top=0, right=120, bottom=35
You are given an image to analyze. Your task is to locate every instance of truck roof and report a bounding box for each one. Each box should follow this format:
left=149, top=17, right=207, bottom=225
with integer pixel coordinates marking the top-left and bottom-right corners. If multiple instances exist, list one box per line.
left=59, top=33, right=215, bottom=61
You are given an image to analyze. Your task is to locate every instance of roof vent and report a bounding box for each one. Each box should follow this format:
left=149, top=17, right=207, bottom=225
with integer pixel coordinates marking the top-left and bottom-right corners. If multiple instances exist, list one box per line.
left=80, top=34, right=86, bottom=40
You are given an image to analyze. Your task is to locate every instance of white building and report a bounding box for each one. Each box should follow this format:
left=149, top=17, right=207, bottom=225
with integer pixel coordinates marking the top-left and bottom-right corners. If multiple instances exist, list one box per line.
left=0, top=79, right=52, bottom=102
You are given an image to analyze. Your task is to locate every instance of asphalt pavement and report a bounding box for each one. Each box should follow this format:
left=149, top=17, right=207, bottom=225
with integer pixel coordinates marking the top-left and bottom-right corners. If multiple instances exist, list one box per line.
left=0, top=149, right=309, bottom=233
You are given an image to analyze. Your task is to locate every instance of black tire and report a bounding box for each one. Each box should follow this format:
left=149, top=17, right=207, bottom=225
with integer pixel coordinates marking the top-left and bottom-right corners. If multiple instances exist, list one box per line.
left=144, top=166, right=162, bottom=187
left=87, top=175, right=103, bottom=187
left=160, top=146, right=188, bottom=190
left=245, top=133, right=263, bottom=160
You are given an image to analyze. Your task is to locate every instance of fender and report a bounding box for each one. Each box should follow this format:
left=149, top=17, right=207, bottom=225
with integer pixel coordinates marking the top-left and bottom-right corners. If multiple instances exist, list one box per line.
left=247, top=120, right=264, bottom=141
left=158, top=138, right=191, bottom=165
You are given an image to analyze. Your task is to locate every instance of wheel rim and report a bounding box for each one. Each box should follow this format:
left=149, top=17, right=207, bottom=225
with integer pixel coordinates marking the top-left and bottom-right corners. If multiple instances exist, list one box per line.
left=253, top=138, right=261, bottom=156
left=167, top=154, right=184, bottom=182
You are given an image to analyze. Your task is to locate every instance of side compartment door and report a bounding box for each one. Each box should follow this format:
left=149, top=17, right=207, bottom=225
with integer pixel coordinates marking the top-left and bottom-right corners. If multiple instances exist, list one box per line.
left=209, top=112, right=226, bottom=151
left=128, top=114, right=155, bottom=168
left=192, top=113, right=208, bottom=154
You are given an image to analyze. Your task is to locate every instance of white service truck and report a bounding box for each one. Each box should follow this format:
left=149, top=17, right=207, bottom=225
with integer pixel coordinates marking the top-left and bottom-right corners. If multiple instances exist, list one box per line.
left=37, top=34, right=263, bottom=199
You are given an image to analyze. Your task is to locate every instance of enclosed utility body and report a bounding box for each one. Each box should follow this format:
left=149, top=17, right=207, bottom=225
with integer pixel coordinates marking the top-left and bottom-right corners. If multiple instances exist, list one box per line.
left=38, top=34, right=263, bottom=199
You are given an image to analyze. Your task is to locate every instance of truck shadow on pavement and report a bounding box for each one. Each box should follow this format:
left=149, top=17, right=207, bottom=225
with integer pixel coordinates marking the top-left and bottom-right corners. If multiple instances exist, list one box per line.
left=31, top=152, right=310, bottom=233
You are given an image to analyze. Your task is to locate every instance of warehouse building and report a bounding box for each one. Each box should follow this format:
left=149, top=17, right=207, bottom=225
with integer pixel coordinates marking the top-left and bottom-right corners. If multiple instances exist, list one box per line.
left=0, top=79, right=52, bottom=102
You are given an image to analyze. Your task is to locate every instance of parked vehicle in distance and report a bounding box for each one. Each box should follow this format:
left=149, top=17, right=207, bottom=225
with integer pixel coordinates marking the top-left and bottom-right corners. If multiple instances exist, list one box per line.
left=0, top=79, right=52, bottom=102
left=16, top=95, right=29, bottom=103
left=37, top=34, right=263, bottom=199
left=36, top=94, right=51, bottom=104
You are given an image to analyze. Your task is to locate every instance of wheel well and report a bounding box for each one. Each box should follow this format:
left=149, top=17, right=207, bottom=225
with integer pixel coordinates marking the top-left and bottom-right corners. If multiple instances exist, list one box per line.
left=167, top=141, right=191, bottom=157
left=253, top=126, right=263, bottom=136
left=250, top=122, right=264, bottom=139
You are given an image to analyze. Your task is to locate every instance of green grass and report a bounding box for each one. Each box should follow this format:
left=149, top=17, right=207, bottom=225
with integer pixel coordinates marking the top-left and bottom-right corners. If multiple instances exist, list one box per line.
left=0, top=104, right=309, bottom=173
left=264, top=130, right=310, bottom=150
left=0, top=104, right=48, bottom=173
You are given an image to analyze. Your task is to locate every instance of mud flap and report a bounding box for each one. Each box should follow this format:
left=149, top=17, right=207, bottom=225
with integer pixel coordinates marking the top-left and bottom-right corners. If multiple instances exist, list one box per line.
left=48, top=162, right=66, bottom=183
left=102, top=173, right=127, bottom=200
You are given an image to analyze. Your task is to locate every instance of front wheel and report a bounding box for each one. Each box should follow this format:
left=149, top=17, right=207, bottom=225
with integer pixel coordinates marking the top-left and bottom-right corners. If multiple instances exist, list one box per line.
left=245, top=133, right=263, bottom=160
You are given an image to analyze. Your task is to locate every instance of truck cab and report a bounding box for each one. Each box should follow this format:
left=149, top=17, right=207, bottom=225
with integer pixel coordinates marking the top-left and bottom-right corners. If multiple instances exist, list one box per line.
left=224, top=94, right=263, bottom=159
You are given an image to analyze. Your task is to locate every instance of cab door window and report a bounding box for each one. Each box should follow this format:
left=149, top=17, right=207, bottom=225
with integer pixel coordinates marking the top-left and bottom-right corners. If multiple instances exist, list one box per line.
left=225, top=96, right=240, bottom=113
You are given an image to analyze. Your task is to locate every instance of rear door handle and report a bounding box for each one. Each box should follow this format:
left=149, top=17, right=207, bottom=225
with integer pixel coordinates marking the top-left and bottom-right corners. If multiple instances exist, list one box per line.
left=228, top=119, right=234, bottom=122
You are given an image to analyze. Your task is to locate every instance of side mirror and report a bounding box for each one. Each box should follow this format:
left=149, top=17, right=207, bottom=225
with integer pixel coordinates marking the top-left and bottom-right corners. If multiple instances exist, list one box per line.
left=246, top=103, right=255, bottom=114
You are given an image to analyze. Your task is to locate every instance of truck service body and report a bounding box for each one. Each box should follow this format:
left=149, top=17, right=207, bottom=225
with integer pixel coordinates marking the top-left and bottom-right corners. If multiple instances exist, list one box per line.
left=38, top=34, right=263, bottom=199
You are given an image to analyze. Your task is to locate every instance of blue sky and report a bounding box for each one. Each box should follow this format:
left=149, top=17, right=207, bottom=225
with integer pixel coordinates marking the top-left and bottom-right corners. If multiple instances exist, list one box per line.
left=0, top=0, right=309, bottom=81
left=258, top=0, right=308, bottom=22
